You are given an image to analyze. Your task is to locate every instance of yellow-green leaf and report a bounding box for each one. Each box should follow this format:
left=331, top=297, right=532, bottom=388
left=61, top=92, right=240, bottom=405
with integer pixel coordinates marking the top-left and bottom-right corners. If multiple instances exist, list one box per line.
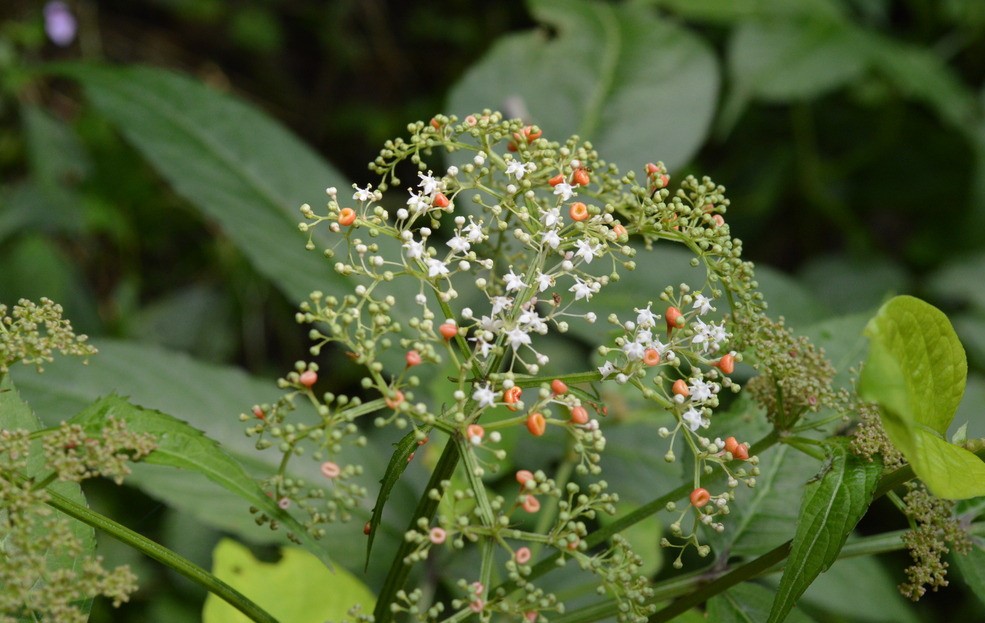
left=203, top=539, right=375, bottom=623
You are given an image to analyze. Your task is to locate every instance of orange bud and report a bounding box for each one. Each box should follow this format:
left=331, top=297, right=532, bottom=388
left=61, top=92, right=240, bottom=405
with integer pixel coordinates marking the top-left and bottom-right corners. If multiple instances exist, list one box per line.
left=433, top=192, right=450, bottom=208
left=672, top=379, right=689, bottom=397
left=569, top=202, right=589, bottom=221
left=439, top=322, right=457, bottom=340
left=612, top=223, right=627, bottom=239
left=569, top=405, right=589, bottom=425
left=665, top=306, right=684, bottom=334
left=385, top=390, right=404, bottom=410
left=338, top=207, right=356, bottom=226
left=550, top=379, right=568, bottom=395
left=572, top=168, right=590, bottom=187
left=515, top=469, right=535, bottom=486
left=526, top=412, right=546, bottom=436
left=548, top=174, right=564, bottom=187
left=724, top=436, right=739, bottom=455
left=643, top=348, right=661, bottom=366
left=467, top=424, right=485, bottom=444
left=734, top=443, right=749, bottom=461
left=690, top=487, right=711, bottom=508
left=299, top=370, right=318, bottom=388
left=522, top=495, right=541, bottom=513
left=715, top=354, right=735, bottom=375
left=503, top=386, right=523, bottom=411
left=405, top=350, right=422, bottom=367
left=712, top=214, right=725, bottom=227
left=430, top=117, right=441, bottom=129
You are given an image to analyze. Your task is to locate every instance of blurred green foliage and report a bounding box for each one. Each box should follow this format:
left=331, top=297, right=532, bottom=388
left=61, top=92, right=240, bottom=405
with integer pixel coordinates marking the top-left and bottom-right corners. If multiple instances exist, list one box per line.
left=3, top=0, right=985, bottom=621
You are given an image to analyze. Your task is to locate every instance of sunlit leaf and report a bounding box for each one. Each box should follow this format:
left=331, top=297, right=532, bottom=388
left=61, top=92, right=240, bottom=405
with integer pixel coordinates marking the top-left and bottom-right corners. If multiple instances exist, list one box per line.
left=203, top=539, right=375, bottom=623
left=859, top=295, right=985, bottom=499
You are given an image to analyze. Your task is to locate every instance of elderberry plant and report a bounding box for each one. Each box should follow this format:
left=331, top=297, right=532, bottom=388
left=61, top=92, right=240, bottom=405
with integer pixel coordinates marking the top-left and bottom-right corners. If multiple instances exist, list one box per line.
left=246, top=112, right=768, bottom=622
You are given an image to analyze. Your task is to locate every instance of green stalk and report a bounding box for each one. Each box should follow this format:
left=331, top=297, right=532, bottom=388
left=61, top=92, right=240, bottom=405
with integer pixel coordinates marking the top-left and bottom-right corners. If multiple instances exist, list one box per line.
left=44, top=487, right=278, bottom=623
left=372, top=440, right=461, bottom=623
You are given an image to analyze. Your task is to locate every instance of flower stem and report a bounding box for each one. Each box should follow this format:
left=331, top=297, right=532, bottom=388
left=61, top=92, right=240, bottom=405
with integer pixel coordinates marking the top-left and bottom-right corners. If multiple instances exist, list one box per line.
left=43, top=486, right=278, bottom=623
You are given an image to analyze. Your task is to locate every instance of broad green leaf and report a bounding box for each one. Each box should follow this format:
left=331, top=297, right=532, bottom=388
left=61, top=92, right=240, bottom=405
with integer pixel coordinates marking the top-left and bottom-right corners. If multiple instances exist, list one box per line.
left=953, top=538, right=985, bottom=609
left=203, top=539, right=375, bottom=623
left=766, top=440, right=882, bottom=623
left=56, top=64, right=350, bottom=305
left=11, top=339, right=410, bottom=584
left=0, top=375, right=96, bottom=617
left=859, top=295, right=985, bottom=499
left=448, top=0, right=718, bottom=173
left=728, top=20, right=865, bottom=102
left=67, top=394, right=333, bottom=569
left=763, top=555, right=920, bottom=623
left=709, top=582, right=815, bottom=623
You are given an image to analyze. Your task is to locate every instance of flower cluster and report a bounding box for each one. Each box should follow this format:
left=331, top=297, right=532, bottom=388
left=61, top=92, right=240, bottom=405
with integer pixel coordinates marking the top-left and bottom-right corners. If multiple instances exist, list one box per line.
left=0, top=299, right=154, bottom=621
left=249, top=112, right=763, bottom=621
left=0, top=297, right=97, bottom=373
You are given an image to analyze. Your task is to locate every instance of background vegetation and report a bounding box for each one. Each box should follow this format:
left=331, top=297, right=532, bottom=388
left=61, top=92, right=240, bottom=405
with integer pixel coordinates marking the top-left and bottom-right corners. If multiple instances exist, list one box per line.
left=3, top=0, right=985, bottom=621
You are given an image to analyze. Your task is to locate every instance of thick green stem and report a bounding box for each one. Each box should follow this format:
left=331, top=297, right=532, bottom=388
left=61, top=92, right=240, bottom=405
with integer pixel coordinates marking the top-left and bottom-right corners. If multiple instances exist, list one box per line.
left=44, top=487, right=278, bottom=623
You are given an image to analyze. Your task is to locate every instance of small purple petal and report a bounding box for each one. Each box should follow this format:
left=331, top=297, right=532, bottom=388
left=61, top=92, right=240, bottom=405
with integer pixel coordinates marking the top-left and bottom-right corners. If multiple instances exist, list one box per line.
left=44, top=2, right=77, bottom=47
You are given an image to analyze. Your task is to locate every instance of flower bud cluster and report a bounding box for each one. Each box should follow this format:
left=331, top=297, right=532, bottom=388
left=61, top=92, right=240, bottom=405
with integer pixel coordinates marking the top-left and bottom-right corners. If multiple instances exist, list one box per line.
left=249, top=112, right=765, bottom=620
left=0, top=297, right=97, bottom=373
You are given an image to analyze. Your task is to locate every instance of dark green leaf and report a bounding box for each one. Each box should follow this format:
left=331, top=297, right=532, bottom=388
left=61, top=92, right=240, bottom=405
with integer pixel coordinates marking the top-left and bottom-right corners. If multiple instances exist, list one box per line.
left=709, top=582, right=816, bottom=623
left=56, top=64, right=351, bottom=304
left=67, top=394, right=334, bottom=569
left=448, top=0, right=718, bottom=173
left=953, top=538, right=985, bottom=609
left=766, top=440, right=882, bottom=623
left=365, top=427, right=430, bottom=571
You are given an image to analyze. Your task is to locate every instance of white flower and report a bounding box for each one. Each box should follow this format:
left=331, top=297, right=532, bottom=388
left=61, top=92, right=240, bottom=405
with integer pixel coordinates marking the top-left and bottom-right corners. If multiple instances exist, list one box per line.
left=472, top=383, right=497, bottom=409
left=490, top=296, right=512, bottom=315
left=569, top=278, right=596, bottom=301
left=682, top=407, right=705, bottom=432
left=505, top=327, right=531, bottom=351
left=353, top=185, right=374, bottom=202
left=407, top=190, right=429, bottom=214
left=425, top=258, right=449, bottom=278
left=504, top=268, right=527, bottom=292
left=574, top=239, right=602, bottom=264
left=553, top=182, right=576, bottom=201
left=535, top=272, right=553, bottom=292
left=622, top=341, right=645, bottom=361
left=689, top=378, right=714, bottom=402
left=403, top=238, right=425, bottom=259
left=598, top=361, right=617, bottom=378
left=692, top=293, right=715, bottom=316
left=447, top=235, right=470, bottom=254
left=418, top=171, right=440, bottom=195
left=463, top=221, right=485, bottom=243
left=506, top=160, right=535, bottom=180
left=636, top=305, right=657, bottom=329
left=542, top=229, right=561, bottom=249
left=471, top=335, right=494, bottom=358
left=542, top=207, right=562, bottom=228
left=518, top=308, right=547, bottom=333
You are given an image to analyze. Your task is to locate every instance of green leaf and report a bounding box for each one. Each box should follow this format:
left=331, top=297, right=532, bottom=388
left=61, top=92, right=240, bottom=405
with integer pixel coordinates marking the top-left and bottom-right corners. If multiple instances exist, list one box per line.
left=709, top=582, right=816, bottom=623
left=55, top=64, right=351, bottom=304
left=365, top=426, right=430, bottom=571
left=766, top=441, right=882, bottom=623
left=859, top=295, right=985, bottom=499
left=203, top=539, right=375, bottom=623
left=11, top=339, right=408, bottom=583
left=762, top=554, right=920, bottom=623
left=953, top=538, right=985, bottom=609
left=67, top=394, right=334, bottom=569
left=0, top=375, right=96, bottom=617
left=448, top=0, right=718, bottom=173
left=728, top=20, right=866, bottom=103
